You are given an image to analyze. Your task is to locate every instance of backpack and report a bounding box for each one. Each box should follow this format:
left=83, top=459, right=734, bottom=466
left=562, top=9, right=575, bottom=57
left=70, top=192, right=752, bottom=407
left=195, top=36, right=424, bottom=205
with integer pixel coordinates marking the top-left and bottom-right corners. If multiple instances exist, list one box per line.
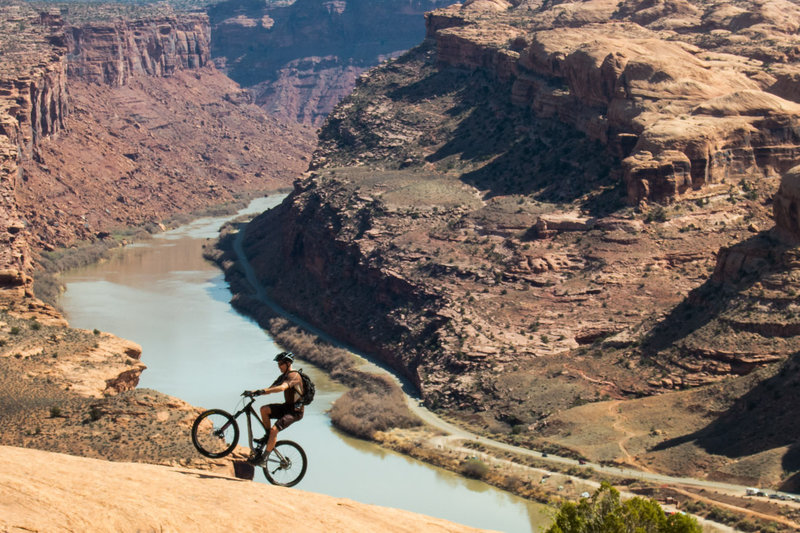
left=291, top=369, right=315, bottom=406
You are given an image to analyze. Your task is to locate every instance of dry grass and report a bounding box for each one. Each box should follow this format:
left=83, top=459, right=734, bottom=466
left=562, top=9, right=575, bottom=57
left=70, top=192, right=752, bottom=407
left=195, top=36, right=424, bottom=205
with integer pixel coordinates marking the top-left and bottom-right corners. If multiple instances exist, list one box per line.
left=328, top=381, right=420, bottom=439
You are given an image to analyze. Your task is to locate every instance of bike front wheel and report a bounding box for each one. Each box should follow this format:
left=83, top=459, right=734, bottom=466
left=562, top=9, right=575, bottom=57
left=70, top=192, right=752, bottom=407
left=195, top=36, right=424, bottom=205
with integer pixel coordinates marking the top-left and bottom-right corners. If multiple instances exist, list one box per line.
left=191, top=409, right=239, bottom=458
left=262, top=440, right=307, bottom=487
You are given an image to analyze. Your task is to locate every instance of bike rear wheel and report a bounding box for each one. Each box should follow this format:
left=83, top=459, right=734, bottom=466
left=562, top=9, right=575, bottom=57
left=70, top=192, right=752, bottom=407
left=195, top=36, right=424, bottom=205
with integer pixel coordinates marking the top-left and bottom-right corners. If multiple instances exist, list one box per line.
left=262, top=440, right=307, bottom=487
left=191, top=409, right=239, bottom=458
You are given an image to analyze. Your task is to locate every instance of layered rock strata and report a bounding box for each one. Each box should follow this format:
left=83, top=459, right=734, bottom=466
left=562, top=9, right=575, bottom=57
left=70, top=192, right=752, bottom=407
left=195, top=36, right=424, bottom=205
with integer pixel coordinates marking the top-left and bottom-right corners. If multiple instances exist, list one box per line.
left=0, top=7, right=69, bottom=303
left=65, top=15, right=210, bottom=86
left=0, top=4, right=313, bottom=255
left=428, top=0, right=800, bottom=204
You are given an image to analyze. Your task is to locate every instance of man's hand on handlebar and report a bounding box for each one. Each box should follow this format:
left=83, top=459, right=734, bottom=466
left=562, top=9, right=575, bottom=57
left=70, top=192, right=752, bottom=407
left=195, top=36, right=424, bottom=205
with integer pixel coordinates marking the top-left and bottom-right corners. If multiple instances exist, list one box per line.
left=243, top=390, right=264, bottom=397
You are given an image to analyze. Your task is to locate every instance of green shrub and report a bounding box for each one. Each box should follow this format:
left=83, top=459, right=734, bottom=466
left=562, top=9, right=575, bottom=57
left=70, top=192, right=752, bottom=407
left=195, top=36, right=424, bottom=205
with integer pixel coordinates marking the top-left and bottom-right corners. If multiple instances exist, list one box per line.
left=546, top=482, right=701, bottom=533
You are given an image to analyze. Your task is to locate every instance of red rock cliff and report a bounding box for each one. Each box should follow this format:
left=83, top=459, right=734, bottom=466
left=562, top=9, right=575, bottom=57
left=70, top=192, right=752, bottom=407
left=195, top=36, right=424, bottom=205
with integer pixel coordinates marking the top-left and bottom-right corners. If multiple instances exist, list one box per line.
left=65, top=15, right=211, bottom=86
left=1, top=9, right=69, bottom=295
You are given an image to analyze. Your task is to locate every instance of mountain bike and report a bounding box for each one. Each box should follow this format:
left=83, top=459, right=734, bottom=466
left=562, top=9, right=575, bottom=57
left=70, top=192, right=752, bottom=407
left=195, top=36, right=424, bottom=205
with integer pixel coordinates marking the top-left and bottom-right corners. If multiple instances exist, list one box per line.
left=191, top=391, right=307, bottom=487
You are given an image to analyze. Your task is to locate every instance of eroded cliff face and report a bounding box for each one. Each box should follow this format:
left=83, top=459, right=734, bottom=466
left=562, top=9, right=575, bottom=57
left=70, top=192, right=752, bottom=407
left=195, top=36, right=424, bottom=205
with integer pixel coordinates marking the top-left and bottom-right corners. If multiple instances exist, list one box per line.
left=2, top=5, right=314, bottom=254
left=65, top=15, right=211, bottom=86
left=241, top=0, right=800, bottom=485
left=1, top=8, right=69, bottom=302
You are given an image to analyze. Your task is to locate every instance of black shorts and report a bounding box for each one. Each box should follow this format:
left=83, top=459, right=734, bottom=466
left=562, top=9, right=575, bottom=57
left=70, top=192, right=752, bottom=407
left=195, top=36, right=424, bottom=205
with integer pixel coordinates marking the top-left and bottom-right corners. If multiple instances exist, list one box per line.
left=266, top=403, right=304, bottom=431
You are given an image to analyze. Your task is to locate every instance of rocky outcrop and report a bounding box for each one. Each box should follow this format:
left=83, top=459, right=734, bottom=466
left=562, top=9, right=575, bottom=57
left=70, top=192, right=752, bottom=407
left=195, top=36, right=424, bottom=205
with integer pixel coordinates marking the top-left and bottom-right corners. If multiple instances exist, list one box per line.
left=642, top=165, right=800, bottom=386
left=65, top=15, right=211, bottom=86
left=0, top=61, right=68, bottom=158
left=772, top=164, right=800, bottom=244
left=425, top=0, right=800, bottom=204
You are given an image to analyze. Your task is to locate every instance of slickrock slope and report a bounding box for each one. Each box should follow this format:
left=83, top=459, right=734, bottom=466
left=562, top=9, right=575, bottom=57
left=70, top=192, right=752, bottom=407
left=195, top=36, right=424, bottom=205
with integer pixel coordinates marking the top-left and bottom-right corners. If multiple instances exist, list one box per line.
left=0, top=445, right=493, bottom=533
left=238, top=0, right=800, bottom=487
left=208, top=0, right=457, bottom=125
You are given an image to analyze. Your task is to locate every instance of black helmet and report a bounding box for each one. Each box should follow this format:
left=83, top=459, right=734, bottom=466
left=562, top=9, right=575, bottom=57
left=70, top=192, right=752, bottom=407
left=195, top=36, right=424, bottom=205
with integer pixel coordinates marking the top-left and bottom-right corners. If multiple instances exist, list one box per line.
left=274, top=351, right=294, bottom=363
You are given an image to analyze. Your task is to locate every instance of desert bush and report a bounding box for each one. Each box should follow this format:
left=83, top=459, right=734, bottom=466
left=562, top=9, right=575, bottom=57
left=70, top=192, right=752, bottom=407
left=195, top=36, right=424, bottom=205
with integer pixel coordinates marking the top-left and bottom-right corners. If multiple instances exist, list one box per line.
left=462, top=458, right=489, bottom=479
left=329, top=384, right=420, bottom=439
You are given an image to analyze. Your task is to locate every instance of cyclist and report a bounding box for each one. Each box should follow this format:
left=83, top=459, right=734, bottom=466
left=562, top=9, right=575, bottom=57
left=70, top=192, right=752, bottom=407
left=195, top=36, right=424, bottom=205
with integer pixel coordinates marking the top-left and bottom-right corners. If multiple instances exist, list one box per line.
left=245, top=351, right=304, bottom=464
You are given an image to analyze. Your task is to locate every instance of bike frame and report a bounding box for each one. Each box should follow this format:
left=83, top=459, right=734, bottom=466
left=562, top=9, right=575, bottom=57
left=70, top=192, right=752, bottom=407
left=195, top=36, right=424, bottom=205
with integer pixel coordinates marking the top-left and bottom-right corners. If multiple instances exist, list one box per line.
left=225, top=396, right=268, bottom=451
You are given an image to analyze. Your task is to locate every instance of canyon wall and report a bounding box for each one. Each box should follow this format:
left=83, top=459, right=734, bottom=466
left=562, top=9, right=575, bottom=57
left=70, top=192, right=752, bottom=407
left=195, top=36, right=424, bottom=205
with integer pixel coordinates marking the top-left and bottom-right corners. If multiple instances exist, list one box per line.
left=65, top=15, right=211, bottom=86
left=238, top=1, right=800, bottom=488
left=0, top=8, right=69, bottom=299
left=0, top=4, right=313, bottom=256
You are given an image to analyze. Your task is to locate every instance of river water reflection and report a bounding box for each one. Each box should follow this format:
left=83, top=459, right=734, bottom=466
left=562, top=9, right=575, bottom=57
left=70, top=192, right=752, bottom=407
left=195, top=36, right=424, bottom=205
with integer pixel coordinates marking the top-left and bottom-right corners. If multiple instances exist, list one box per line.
left=59, top=196, right=552, bottom=533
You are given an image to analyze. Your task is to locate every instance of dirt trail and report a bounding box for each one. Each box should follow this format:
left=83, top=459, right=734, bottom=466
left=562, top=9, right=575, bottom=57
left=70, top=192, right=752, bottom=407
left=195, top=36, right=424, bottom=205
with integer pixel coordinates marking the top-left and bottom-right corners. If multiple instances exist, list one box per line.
left=607, top=401, right=651, bottom=472
left=672, top=487, right=800, bottom=530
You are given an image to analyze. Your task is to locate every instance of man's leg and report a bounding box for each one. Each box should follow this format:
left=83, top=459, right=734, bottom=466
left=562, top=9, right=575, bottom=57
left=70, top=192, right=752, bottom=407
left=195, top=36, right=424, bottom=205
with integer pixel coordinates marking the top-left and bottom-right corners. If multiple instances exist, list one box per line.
left=259, top=405, right=273, bottom=442
left=267, top=409, right=302, bottom=453
left=266, top=424, right=280, bottom=453
left=261, top=404, right=283, bottom=453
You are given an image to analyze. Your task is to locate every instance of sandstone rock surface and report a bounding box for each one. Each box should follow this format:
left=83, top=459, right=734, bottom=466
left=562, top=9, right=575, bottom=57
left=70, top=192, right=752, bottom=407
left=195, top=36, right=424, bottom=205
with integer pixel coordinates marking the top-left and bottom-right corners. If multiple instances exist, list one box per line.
left=428, top=0, right=800, bottom=204
left=0, top=445, right=492, bottom=533
left=66, top=15, right=211, bottom=86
